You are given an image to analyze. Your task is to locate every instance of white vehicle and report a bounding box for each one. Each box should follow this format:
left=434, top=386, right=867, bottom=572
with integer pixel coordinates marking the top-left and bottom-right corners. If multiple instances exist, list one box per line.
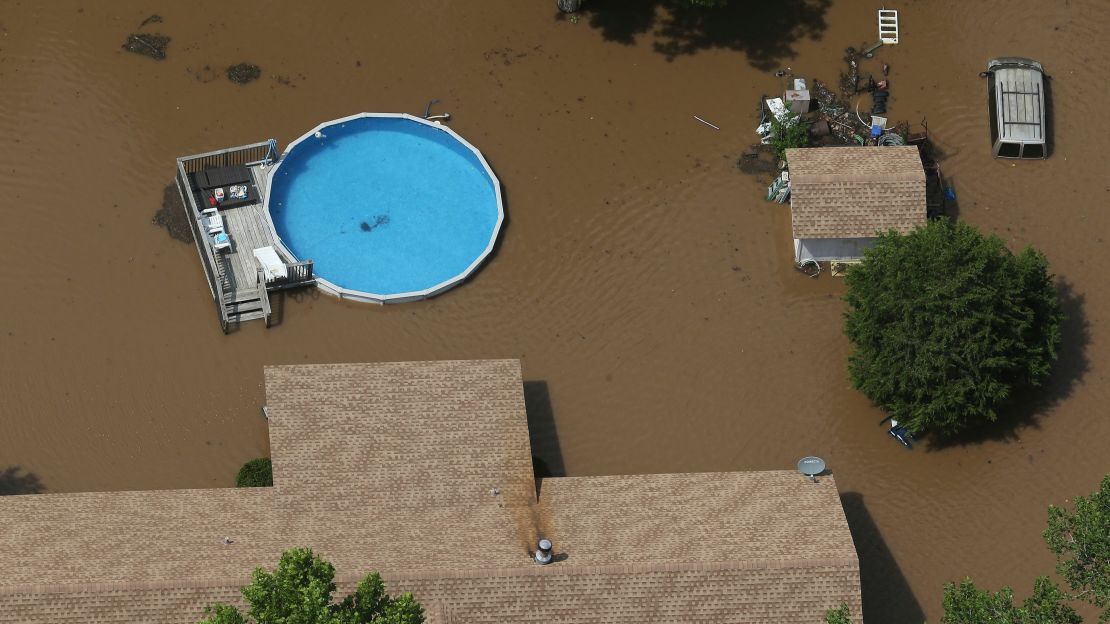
left=983, top=57, right=1048, bottom=159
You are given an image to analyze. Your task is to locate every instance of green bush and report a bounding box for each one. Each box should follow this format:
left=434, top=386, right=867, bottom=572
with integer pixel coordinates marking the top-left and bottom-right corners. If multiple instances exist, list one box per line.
left=770, top=109, right=809, bottom=161
left=824, top=603, right=851, bottom=624
left=235, top=457, right=272, bottom=488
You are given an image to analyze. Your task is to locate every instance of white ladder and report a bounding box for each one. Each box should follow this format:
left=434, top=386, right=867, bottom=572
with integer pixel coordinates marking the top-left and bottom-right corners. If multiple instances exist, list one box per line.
left=879, top=9, right=899, bottom=44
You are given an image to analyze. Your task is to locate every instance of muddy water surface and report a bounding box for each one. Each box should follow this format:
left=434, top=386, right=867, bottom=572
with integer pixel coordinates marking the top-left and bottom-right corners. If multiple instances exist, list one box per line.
left=1, top=1, right=1108, bottom=621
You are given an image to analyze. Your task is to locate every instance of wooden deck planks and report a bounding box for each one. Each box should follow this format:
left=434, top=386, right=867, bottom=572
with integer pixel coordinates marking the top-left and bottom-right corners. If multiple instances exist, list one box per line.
left=213, top=166, right=292, bottom=304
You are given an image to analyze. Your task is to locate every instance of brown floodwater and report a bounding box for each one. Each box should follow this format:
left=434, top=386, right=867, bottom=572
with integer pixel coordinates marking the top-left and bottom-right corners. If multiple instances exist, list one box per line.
left=1, top=0, right=1107, bottom=620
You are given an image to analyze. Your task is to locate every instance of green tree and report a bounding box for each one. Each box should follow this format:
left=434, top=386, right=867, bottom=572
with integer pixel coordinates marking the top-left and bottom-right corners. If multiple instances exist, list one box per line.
left=771, top=108, right=809, bottom=161
left=235, top=458, right=273, bottom=488
left=199, top=548, right=424, bottom=624
left=1044, top=475, right=1110, bottom=621
left=941, top=577, right=1080, bottom=624
left=843, top=219, right=1062, bottom=436
left=824, top=603, right=851, bottom=624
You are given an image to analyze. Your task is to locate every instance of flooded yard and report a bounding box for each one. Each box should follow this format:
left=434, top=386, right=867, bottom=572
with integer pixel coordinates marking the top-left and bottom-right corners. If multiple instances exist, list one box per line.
left=1, top=1, right=1107, bottom=621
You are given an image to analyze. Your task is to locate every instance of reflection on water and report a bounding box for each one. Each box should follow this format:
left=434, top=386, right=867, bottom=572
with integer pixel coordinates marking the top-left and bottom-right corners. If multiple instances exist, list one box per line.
left=1, top=1, right=1108, bottom=621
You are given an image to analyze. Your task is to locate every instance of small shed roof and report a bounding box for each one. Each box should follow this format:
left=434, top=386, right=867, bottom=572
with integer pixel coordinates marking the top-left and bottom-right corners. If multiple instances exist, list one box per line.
left=787, top=146, right=926, bottom=239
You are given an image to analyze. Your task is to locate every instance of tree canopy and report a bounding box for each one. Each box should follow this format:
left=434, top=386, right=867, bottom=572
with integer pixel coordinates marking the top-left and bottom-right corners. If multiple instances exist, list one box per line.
left=941, top=577, right=1080, bottom=624
left=843, top=219, right=1062, bottom=436
left=1044, top=474, right=1110, bottom=621
left=940, top=475, right=1109, bottom=623
left=199, top=548, right=424, bottom=624
left=823, top=603, right=852, bottom=624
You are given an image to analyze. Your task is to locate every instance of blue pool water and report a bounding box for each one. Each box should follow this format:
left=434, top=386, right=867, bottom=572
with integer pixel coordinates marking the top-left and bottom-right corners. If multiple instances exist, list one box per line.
left=268, top=116, right=501, bottom=298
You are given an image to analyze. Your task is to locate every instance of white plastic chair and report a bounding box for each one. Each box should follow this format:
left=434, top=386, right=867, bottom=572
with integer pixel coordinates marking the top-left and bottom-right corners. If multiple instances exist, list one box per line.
left=201, top=207, right=224, bottom=234
left=212, top=231, right=232, bottom=251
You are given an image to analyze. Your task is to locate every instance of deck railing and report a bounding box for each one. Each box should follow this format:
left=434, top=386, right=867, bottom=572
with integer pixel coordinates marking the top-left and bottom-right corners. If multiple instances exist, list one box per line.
left=265, top=260, right=315, bottom=291
left=175, top=160, right=230, bottom=333
left=287, top=260, right=315, bottom=286
left=179, top=141, right=275, bottom=174
left=256, top=268, right=273, bottom=327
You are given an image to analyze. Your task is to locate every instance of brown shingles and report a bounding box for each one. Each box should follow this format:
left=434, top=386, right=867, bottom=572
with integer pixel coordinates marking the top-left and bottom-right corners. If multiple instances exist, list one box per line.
left=539, top=472, right=857, bottom=566
left=0, top=488, right=282, bottom=589
left=787, top=146, right=927, bottom=239
left=0, top=360, right=862, bottom=623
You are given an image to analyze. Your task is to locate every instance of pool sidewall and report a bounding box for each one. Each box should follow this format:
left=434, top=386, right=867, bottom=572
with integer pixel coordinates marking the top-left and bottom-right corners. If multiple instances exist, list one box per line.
left=261, top=112, right=504, bottom=304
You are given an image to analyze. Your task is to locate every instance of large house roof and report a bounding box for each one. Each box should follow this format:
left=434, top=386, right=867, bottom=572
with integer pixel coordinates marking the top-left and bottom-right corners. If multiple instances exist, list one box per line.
left=787, top=146, right=926, bottom=239
left=0, top=360, right=861, bottom=623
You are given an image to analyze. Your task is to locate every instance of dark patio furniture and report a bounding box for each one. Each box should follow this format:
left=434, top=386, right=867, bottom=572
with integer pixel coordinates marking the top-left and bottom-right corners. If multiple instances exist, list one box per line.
left=203, top=165, right=252, bottom=189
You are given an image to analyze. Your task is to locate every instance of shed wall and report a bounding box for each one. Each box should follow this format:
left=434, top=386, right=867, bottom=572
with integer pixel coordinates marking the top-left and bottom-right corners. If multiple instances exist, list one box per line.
left=794, top=237, right=877, bottom=262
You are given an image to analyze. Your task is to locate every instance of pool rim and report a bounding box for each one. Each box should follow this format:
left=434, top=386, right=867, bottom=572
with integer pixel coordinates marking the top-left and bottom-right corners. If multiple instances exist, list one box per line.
left=261, top=112, right=504, bottom=304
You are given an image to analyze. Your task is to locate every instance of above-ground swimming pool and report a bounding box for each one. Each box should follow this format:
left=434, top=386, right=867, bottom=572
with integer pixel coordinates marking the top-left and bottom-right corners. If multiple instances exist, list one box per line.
left=265, top=113, right=503, bottom=303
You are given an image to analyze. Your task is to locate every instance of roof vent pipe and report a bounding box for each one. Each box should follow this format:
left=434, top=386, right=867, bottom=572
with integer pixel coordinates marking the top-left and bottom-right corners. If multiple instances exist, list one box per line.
left=534, top=539, right=553, bottom=565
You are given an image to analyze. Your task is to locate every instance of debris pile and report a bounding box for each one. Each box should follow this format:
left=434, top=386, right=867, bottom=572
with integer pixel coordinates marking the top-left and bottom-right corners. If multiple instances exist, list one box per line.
left=122, top=33, right=169, bottom=60
left=838, top=47, right=860, bottom=99
left=152, top=184, right=193, bottom=243
left=755, top=43, right=914, bottom=160
left=122, top=14, right=168, bottom=60
left=227, top=63, right=262, bottom=85
left=812, top=79, right=857, bottom=144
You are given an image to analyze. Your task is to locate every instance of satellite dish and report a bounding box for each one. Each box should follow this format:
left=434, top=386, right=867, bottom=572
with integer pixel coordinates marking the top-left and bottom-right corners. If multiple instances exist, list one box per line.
left=797, top=456, right=826, bottom=482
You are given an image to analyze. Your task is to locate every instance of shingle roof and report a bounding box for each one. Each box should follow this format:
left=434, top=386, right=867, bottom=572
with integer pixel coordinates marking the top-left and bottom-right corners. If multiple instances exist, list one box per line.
left=0, top=360, right=861, bottom=623
left=539, top=472, right=858, bottom=566
left=787, top=146, right=926, bottom=239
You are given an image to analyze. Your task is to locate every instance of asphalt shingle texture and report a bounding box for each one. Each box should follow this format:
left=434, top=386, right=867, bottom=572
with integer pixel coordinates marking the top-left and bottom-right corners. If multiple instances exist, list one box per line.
left=787, top=146, right=927, bottom=239
left=0, top=360, right=861, bottom=623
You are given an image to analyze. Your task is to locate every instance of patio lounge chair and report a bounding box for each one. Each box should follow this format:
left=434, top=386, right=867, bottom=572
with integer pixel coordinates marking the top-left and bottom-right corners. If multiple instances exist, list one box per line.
left=252, top=246, right=288, bottom=281
left=201, top=207, right=224, bottom=234
left=212, top=231, right=232, bottom=251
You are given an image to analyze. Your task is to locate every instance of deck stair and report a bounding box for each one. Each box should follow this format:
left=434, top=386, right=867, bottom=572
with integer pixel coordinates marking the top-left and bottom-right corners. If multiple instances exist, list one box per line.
left=223, top=289, right=269, bottom=324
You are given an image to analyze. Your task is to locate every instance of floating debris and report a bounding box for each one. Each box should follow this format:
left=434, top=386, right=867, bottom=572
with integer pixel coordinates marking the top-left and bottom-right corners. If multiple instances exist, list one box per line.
left=138, top=14, right=162, bottom=28
left=226, top=63, right=261, bottom=85
left=795, top=259, right=821, bottom=278
left=122, top=33, right=169, bottom=60
left=812, top=79, right=861, bottom=144
left=152, top=184, right=193, bottom=243
left=838, top=47, right=860, bottom=99
left=694, top=115, right=720, bottom=130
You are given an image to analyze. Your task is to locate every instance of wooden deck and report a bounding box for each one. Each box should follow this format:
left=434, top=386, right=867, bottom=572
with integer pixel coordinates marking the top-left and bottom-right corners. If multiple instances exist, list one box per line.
left=176, top=141, right=315, bottom=332
left=215, top=191, right=294, bottom=299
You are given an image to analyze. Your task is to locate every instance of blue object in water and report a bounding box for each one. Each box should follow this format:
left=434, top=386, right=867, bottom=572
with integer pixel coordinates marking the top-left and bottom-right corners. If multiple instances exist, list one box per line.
left=889, top=420, right=914, bottom=449
left=267, top=115, right=502, bottom=302
left=944, top=186, right=957, bottom=201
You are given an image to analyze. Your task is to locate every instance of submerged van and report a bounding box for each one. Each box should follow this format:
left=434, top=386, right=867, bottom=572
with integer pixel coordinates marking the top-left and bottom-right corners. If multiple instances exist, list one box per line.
left=983, top=57, right=1047, bottom=159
